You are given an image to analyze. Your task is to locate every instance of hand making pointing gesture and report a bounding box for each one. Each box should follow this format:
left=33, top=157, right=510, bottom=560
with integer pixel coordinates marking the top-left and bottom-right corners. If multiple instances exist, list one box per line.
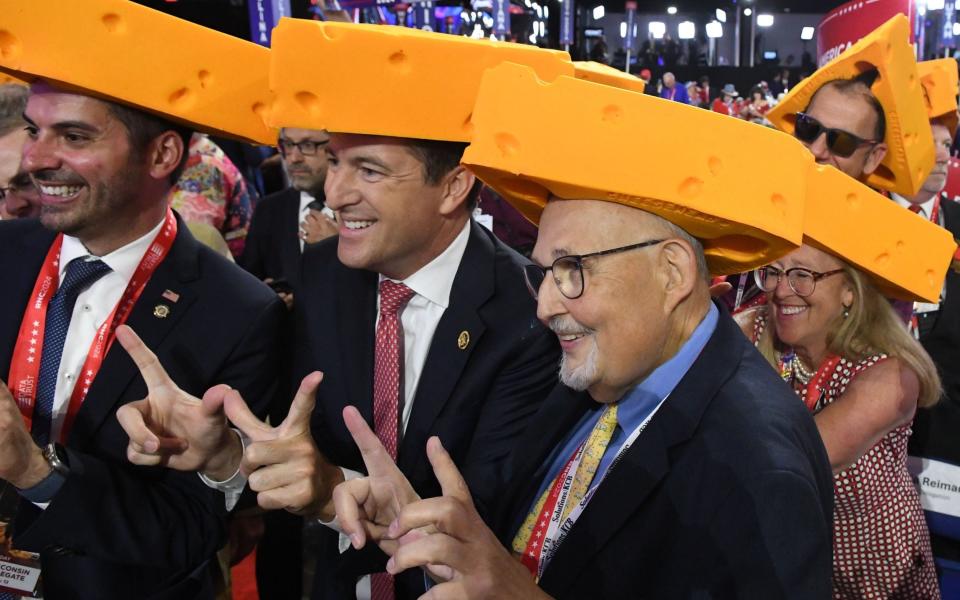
left=115, top=325, right=341, bottom=518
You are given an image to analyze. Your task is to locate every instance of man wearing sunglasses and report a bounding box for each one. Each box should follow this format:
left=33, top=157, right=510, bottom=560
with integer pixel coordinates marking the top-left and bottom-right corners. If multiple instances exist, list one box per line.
left=793, top=74, right=888, bottom=182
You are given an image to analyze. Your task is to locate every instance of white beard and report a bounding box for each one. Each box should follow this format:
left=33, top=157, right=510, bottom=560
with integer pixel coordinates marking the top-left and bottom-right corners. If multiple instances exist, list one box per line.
left=559, top=335, right=600, bottom=391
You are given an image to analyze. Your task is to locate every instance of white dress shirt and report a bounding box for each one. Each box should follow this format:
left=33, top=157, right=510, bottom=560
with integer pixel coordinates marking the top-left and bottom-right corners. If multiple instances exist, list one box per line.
left=333, top=220, right=471, bottom=599
left=891, top=193, right=937, bottom=222
left=49, top=219, right=165, bottom=444
left=298, top=191, right=315, bottom=252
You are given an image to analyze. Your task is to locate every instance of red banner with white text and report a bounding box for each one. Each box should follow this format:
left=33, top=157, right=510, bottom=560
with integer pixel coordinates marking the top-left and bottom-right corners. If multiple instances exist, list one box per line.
left=817, top=0, right=915, bottom=67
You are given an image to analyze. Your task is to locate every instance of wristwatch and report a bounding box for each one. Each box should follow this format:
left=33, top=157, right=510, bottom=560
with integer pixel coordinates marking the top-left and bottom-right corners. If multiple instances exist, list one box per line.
left=16, top=444, right=70, bottom=503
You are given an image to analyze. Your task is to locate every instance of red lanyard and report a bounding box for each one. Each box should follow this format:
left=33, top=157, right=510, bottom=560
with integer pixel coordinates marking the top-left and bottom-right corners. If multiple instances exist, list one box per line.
left=7, top=210, right=177, bottom=441
left=930, top=197, right=942, bottom=226
left=520, top=442, right=583, bottom=579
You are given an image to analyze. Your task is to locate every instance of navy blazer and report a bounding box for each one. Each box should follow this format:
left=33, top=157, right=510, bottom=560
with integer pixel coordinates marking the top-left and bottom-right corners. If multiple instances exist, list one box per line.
left=239, top=187, right=303, bottom=288
left=494, top=308, right=835, bottom=599
left=296, top=221, right=560, bottom=599
left=0, top=217, right=284, bottom=600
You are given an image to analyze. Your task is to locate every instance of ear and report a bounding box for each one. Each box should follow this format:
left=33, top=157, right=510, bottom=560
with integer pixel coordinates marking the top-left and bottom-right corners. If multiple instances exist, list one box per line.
left=861, top=142, right=887, bottom=176
left=437, top=165, right=477, bottom=217
left=146, top=130, right=187, bottom=181
left=841, top=281, right=855, bottom=309
left=658, top=239, right=698, bottom=313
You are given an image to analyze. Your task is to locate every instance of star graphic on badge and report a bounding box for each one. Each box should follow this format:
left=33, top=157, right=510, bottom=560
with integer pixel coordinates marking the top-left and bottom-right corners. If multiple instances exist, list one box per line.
left=27, top=357, right=34, bottom=363
left=33, top=321, right=40, bottom=327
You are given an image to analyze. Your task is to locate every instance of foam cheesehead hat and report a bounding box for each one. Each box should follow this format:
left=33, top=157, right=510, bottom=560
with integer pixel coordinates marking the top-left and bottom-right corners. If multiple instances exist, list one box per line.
left=462, top=62, right=811, bottom=275
left=766, top=15, right=933, bottom=197
left=0, top=0, right=275, bottom=144
left=804, top=164, right=955, bottom=302
left=268, top=19, right=575, bottom=142
left=918, top=58, right=959, bottom=134
left=572, top=62, right=645, bottom=94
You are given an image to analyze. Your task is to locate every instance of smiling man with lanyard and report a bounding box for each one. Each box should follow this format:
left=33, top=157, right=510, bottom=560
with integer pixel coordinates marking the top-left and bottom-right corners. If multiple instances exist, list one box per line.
left=0, top=1, right=283, bottom=598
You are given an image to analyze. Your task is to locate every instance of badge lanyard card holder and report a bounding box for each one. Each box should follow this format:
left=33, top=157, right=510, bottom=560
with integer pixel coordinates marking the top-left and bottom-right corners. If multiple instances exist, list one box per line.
left=0, top=482, right=42, bottom=598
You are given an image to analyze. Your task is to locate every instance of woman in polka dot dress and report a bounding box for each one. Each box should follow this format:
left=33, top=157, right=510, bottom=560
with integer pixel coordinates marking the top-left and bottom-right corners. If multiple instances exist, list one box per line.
left=737, top=242, right=942, bottom=600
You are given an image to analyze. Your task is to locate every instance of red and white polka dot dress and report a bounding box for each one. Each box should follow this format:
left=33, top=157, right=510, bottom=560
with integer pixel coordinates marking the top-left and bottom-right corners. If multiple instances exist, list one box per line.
left=753, top=312, right=940, bottom=599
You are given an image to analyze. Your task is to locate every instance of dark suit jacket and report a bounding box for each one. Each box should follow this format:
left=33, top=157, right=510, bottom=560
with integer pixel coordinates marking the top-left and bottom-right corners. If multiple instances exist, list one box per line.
left=494, top=309, right=834, bottom=599
left=239, top=187, right=303, bottom=288
left=0, top=217, right=284, bottom=600
left=296, top=221, right=560, bottom=599
left=910, top=198, right=960, bottom=559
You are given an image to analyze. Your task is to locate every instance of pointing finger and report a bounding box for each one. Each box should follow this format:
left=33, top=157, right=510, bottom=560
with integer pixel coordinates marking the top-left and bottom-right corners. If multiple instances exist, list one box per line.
left=426, top=437, right=472, bottom=506
left=224, top=388, right=273, bottom=443
left=116, top=399, right=160, bottom=450
left=343, top=406, right=395, bottom=475
left=278, top=372, right=323, bottom=436
left=116, top=325, right=174, bottom=391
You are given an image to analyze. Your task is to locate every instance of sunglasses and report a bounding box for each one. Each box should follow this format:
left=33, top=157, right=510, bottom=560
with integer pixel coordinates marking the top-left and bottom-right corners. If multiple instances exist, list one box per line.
left=793, top=112, right=879, bottom=158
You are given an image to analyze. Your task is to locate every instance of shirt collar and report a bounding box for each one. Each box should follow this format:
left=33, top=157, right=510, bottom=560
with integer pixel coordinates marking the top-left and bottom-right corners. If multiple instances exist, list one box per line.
left=299, top=191, right=315, bottom=215
left=615, top=302, right=719, bottom=433
left=379, top=220, right=471, bottom=310
left=59, top=218, right=166, bottom=284
left=891, top=193, right=935, bottom=218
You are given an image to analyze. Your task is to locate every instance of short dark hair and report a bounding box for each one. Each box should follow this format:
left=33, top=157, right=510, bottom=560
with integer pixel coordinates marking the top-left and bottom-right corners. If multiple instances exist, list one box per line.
left=808, top=70, right=886, bottom=141
left=0, top=84, right=28, bottom=137
left=405, top=139, right=482, bottom=211
left=106, top=102, right=193, bottom=183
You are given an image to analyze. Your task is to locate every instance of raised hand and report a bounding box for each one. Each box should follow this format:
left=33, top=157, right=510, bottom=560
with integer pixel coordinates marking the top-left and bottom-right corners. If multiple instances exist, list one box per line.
left=222, top=372, right=338, bottom=518
left=332, top=406, right=420, bottom=553
left=115, top=325, right=240, bottom=480
left=384, top=437, right=548, bottom=599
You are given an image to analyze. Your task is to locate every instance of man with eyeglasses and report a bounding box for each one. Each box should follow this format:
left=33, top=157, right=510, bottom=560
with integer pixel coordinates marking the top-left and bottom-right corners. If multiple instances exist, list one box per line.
left=241, top=127, right=336, bottom=308
left=0, top=172, right=40, bottom=220
left=328, top=63, right=833, bottom=599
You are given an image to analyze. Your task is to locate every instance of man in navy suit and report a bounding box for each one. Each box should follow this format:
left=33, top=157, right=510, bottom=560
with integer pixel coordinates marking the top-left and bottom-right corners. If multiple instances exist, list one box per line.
left=0, top=80, right=283, bottom=599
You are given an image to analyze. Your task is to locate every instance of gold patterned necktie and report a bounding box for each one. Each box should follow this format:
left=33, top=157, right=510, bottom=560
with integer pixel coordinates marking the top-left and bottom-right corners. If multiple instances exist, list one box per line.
left=512, top=403, right=619, bottom=558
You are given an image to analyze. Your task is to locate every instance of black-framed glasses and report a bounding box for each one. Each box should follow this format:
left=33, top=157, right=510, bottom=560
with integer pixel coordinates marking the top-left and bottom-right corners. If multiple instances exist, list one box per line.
left=524, top=239, right=665, bottom=300
left=0, top=173, right=36, bottom=202
left=754, top=265, right=845, bottom=298
left=793, top=112, right=879, bottom=158
left=278, top=138, right=329, bottom=157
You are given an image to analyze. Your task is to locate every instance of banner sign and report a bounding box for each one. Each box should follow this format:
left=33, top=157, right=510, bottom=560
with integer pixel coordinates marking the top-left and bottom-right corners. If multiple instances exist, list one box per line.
left=623, top=0, right=637, bottom=51
left=493, top=0, right=511, bottom=37
left=412, top=1, right=434, bottom=30
left=247, top=0, right=292, bottom=46
left=560, top=0, right=574, bottom=46
left=817, top=0, right=914, bottom=67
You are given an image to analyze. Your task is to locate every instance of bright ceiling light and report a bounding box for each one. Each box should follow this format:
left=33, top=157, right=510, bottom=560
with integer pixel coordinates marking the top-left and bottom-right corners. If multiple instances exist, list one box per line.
left=929, top=0, right=946, bottom=9
left=757, top=13, right=774, bottom=27
left=678, top=20, right=695, bottom=39
left=706, top=20, right=723, bottom=38
left=716, top=8, right=726, bottom=22
left=801, top=26, right=815, bottom=40
left=744, top=8, right=752, bottom=16
left=620, top=21, right=628, bottom=38
left=953, top=21, right=960, bottom=35
left=592, top=5, right=605, bottom=19
left=667, top=6, right=677, bottom=14
left=649, top=21, right=666, bottom=39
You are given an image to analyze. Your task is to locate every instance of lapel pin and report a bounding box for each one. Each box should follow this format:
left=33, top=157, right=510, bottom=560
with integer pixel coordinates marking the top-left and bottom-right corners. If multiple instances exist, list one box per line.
left=457, top=330, right=470, bottom=350
left=161, top=289, right=180, bottom=303
left=154, top=304, right=171, bottom=319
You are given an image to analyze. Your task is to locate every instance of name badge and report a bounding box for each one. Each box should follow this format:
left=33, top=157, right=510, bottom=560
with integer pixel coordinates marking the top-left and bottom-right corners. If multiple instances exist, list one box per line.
left=908, top=456, right=960, bottom=518
left=0, top=483, right=42, bottom=598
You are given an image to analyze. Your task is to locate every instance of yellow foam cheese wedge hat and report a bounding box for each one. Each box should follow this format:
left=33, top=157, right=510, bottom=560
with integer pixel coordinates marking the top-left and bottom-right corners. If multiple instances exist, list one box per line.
left=0, top=0, right=275, bottom=144
left=462, top=62, right=809, bottom=275
left=572, top=61, right=645, bottom=93
left=766, top=15, right=933, bottom=197
left=918, top=58, right=959, bottom=134
left=269, top=19, right=574, bottom=142
left=804, top=164, right=955, bottom=302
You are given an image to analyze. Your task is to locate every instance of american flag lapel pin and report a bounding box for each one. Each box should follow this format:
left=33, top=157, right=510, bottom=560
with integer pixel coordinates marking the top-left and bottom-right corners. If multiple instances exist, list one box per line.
left=161, top=289, right=180, bottom=303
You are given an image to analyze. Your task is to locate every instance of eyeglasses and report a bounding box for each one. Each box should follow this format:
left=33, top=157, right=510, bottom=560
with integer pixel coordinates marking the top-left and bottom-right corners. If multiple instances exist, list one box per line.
left=793, top=112, right=879, bottom=158
left=754, top=265, right=845, bottom=298
left=524, top=239, right=665, bottom=300
left=278, top=138, right=329, bottom=157
left=0, top=175, right=36, bottom=202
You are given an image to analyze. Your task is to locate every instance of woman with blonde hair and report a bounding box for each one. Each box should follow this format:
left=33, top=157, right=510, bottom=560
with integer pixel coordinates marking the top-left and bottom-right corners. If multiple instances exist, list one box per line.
left=737, top=166, right=956, bottom=599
